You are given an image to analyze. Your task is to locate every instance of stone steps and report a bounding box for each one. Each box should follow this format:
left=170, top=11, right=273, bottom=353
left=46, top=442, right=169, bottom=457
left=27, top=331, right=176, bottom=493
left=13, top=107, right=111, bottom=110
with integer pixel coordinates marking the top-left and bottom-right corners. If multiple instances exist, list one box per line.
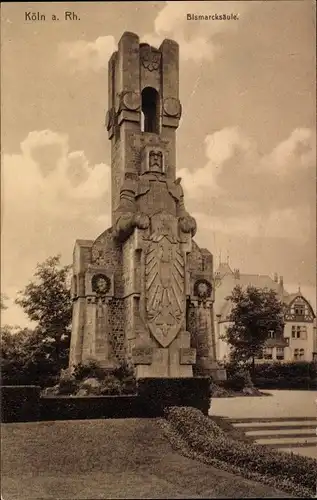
left=229, top=417, right=317, bottom=457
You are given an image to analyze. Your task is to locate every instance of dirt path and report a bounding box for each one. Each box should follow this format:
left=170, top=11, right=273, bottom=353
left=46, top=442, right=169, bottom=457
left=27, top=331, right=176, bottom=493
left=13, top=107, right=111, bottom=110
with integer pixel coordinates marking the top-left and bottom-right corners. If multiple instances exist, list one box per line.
left=1, top=418, right=290, bottom=499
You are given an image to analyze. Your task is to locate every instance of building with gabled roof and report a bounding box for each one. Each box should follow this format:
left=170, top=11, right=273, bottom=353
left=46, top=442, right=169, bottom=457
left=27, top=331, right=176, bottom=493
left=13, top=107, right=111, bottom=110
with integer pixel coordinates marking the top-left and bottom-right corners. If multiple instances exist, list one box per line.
left=214, top=259, right=316, bottom=363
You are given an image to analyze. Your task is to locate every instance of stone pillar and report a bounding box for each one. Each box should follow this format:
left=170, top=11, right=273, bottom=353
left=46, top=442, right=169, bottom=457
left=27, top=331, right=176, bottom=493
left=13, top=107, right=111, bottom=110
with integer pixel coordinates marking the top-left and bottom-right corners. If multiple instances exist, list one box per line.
left=94, top=297, right=116, bottom=369
left=190, top=298, right=215, bottom=373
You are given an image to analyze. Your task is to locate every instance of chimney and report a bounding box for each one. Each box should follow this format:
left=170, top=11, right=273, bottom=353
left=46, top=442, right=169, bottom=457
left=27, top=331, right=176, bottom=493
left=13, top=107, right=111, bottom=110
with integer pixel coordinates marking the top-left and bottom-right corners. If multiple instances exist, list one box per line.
left=279, top=275, right=284, bottom=287
left=274, top=272, right=278, bottom=283
left=234, top=268, right=240, bottom=280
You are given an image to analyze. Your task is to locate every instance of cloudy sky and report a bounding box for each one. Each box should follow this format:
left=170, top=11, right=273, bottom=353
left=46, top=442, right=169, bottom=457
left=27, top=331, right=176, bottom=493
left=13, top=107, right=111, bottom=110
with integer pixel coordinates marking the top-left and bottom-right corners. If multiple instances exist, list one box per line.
left=1, top=1, right=316, bottom=326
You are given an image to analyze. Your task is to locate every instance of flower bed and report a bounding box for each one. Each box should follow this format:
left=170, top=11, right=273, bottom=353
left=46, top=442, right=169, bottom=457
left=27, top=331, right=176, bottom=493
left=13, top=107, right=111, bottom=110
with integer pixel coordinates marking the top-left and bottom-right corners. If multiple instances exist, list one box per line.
left=164, top=406, right=316, bottom=498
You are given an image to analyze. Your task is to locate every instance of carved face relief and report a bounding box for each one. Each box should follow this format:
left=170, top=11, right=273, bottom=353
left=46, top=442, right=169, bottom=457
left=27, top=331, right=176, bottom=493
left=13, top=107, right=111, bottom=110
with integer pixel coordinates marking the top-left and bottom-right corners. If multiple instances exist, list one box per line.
left=194, top=279, right=212, bottom=300
left=92, top=274, right=111, bottom=295
left=149, top=150, right=163, bottom=172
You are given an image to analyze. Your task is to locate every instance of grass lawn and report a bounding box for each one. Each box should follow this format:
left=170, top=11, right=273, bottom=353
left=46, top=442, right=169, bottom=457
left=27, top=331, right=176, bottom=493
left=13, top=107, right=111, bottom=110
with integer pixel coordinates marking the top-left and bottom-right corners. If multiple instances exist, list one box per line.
left=1, top=418, right=291, bottom=499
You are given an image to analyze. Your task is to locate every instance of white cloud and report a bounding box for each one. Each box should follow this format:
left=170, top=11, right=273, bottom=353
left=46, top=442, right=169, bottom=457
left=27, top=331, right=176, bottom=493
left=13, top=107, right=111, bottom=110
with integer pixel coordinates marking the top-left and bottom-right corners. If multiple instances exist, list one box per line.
left=178, top=126, right=316, bottom=241
left=2, top=130, right=113, bottom=326
left=58, top=36, right=116, bottom=71
left=2, top=130, right=111, bottom=217
left=58, top=2, right=250, bottom=69
left=180, top=126, right=316, bottom=198
left=144, top=1, right=251, bottom=62
left=263, top=128, right=316, bottom=176
left=192, top=207, right=311, bottom=241
left=154, top=1, right=245, bottom=36
left=178, top=126, right=257, bottom=198
left=141, top=31, right=218, bottom=62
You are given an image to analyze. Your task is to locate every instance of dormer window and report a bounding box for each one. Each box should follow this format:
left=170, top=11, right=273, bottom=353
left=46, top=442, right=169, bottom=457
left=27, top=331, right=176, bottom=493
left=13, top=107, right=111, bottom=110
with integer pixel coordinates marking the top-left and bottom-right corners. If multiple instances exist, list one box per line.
left=295, top=306, right=305, bottom=315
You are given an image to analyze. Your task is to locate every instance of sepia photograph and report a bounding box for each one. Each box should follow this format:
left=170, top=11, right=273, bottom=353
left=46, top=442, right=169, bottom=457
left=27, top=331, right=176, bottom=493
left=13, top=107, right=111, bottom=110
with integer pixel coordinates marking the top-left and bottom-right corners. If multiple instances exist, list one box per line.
left=1, top=1, right=316, bottom=498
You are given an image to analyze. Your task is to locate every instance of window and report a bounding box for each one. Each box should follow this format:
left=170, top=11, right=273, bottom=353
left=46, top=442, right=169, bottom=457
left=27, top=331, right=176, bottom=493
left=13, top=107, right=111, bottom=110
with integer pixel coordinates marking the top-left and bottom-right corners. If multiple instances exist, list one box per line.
left=276, top=347, right=284, bottom=360
left=268, top=330, right=275, bottom=339
left=295, top=306, right=305, bottom=316
left=301, top=326, right=307, bottom=340
left=291, top=325, right=307, bottom=339
left=141, top=87, right=160, bottom=134
left=285, top=337, right=289, bottom=346
left=299, top=348, right=305, bottom=359
left=263, top=347, right=273, bottom=360
left=294, top=348, right=299, bottom=360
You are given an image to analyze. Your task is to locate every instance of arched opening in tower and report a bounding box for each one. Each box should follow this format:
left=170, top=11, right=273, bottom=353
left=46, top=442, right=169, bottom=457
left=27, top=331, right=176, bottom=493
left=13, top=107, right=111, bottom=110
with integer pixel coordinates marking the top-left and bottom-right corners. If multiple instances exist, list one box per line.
left=141, top=87, right=160, bottom=134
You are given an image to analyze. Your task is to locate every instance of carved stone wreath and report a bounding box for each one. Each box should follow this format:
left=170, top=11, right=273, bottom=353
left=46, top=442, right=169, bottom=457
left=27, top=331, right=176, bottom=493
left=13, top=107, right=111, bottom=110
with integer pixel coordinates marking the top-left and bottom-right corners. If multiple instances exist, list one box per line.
left=122, top=91, right=141, bottom=111
left=163, top=97, right=182, bottom=118
left=91, top=274, right=111, bottom=295
left=193, top=279, right=212, bottom=300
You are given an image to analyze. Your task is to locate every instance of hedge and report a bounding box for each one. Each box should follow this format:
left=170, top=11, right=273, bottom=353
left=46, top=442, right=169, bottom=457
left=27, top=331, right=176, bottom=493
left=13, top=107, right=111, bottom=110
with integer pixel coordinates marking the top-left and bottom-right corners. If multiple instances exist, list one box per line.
left=1, top=385, right=41, bottom=423
left=253, top=362, right=317, bottom=389
left=1, top=377, right=212, bottom=422
left=40, top=395, right=140, bottom=420
left=165, top=406, right=316, bottom=497
left=137, top=377, right=211, bottom=416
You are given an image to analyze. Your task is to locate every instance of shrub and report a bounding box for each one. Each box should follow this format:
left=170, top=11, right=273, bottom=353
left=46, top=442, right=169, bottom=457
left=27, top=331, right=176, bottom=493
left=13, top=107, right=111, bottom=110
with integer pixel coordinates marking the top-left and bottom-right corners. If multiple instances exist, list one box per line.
left=72, top=359, right=106, bottom=381
left=100, top=375, right=123, bottom=395
left=165, top=406, right=316, bottom=495
left=120, top=375, right=137, bottom=394
left=45, top=360, right=138, bottom=396
left=223, top=368, right=253, bottom=392
left=210, top=382, right=234, bottom=398
left=113, top=360, right=135, bottom=381
left=79, top=377, right=102, bottom=395
left=57, top=368, right=78, bottom=395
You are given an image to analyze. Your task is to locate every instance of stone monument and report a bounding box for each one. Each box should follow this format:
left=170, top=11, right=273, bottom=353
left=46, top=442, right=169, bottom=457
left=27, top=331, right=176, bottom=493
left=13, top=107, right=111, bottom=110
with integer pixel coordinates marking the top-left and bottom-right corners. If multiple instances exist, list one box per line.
left=69, top=32, right=224, bottom=381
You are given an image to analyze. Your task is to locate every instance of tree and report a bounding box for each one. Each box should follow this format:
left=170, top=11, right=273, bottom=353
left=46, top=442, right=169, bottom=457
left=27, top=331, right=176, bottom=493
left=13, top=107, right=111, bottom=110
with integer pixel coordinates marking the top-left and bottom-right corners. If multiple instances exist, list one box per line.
left=0, top=325, right=63, bottom=386
left=15, top=255, right=72, bottom=373
left=224, top=285, right=285, bottom=374
left=1, top=293, right=8, bottom=310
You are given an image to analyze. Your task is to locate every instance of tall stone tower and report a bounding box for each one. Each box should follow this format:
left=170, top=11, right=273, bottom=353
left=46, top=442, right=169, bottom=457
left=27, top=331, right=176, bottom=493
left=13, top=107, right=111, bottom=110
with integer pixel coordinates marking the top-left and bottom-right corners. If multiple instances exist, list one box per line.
left=69, top=32, right=219, bottom=379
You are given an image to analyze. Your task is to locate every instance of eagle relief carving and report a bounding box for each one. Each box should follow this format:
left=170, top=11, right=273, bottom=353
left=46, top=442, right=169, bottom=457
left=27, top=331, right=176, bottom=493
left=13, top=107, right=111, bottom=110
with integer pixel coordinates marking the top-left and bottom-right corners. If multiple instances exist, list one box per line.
left=144, top=212, right=185, bottom=347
